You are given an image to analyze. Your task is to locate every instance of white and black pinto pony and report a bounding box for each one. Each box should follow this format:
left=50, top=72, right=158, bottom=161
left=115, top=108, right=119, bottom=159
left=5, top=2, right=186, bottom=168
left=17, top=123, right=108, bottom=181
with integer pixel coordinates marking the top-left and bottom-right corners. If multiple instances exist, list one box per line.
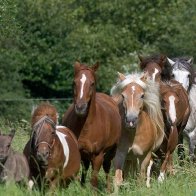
left=167, top=57, right=196, bottom=161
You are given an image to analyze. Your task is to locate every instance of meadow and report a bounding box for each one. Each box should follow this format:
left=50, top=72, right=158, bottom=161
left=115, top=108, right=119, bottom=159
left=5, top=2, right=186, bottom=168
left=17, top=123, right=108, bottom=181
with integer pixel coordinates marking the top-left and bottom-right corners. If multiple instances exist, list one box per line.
left=0, top=119, right=196, bottom=196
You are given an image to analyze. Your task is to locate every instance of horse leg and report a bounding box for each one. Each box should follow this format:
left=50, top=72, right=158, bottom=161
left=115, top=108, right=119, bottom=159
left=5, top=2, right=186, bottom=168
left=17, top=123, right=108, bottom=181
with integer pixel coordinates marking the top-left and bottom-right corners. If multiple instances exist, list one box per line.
left=90, top=153, right=103, bottom=189
left=113, top=149, right=128, bottom=186
left=188, top=129, right=196, bottom=162
left=138, top=152, right=151, bottom=187
left=178, top=127, right=185, bottom=164
left=102, top=147, right=117, bottom=193
left=158, top=151, right=170, bottom=183
left=81, top=158, right=90, bottom=186
left=146, top=158, right=153, bottom=188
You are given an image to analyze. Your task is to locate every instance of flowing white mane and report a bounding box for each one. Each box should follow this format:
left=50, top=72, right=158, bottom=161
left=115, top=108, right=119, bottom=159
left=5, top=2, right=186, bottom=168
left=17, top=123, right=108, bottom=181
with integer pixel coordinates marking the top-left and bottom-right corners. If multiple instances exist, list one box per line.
left=111, top=72, right=164, bottom=134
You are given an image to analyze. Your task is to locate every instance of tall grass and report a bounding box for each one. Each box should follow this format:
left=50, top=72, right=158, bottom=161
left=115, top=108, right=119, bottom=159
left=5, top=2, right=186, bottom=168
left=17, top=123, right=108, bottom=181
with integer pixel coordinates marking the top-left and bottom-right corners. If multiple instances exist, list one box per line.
left=0, top=119, right=196, bottom=196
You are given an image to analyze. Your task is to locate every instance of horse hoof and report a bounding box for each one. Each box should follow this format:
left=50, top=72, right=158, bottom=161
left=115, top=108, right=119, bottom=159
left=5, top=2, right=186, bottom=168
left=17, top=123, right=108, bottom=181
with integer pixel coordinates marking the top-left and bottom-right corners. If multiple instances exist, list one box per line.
left=158, top=172, right=165, bottom=183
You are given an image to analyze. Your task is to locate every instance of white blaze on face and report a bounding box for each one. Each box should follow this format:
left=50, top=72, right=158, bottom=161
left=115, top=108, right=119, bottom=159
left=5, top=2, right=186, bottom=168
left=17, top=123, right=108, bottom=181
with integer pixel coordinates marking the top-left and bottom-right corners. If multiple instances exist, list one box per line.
left=172, top=70, right=190, bottom=90
left=80, top=74, right=87, bottom=99
left=169, top=95, right=176, bottom=123
left=131, top=85, right=135, bottom=107
left=152, top=68, right=159, bottom=81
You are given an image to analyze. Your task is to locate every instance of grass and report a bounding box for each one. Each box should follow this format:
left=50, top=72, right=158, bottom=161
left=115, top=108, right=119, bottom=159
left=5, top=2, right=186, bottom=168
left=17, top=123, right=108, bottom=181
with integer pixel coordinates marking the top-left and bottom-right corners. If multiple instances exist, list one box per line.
left=0, top=119, right=196, bottom=196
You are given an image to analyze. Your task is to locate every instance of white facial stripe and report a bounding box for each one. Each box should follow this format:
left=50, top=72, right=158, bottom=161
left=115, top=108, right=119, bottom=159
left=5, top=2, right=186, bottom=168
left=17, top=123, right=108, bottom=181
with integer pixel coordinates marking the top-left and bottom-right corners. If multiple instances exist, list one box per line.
left=56, top=130, right=70, bottom=168
left=169, top=95, right=176, bottom=123
left=80, top=74, right=87, bottom=99
left=152, top=68, right=159, bottom=81
left=173, top=70, right=190, bottom=90
left=131, top=86, right=135, bottom=107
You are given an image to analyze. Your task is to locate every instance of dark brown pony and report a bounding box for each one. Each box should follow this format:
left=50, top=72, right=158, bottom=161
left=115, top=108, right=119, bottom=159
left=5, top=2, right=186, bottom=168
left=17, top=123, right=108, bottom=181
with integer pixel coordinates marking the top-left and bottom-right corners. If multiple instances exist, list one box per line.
left=62, top=62, right=121, bottom=191
left=24, top=102, right=80, bottom=190
left=138, top=54, right=190, bottom=182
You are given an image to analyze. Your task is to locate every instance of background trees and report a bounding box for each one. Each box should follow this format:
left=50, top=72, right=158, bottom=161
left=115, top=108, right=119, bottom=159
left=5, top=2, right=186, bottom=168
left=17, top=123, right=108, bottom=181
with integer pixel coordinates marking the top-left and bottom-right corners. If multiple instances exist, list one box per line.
left=0, top=0, right=195, bottom=120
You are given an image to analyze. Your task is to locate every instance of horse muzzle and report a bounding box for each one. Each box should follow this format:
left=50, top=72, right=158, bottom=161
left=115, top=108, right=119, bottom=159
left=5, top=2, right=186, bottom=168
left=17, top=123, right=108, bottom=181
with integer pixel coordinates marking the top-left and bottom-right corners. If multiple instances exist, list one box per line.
left=36, top=150, right=49, bottom=167
left=125, top=116, right=138, bottom=128
left=75, top=103, right=88, bottom=116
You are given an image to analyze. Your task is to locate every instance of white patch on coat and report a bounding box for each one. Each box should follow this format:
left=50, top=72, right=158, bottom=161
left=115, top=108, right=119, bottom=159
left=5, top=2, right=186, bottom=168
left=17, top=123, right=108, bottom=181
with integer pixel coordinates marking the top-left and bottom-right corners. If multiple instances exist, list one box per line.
left=169, top=95, right=176, bottom=123
left=80, top=74, right=87, bottom=99
left=146, top=160, right=153, bottom=188
left=132, top=144, right=143, bottom=155
left=152, top=68, right=159, bottom=81
left=56, top=130, right=70, bottom=168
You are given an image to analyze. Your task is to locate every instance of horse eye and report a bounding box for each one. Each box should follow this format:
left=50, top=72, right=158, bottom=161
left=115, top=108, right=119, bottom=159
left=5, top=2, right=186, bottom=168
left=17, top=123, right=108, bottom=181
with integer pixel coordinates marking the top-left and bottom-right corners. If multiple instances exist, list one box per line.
left=141, top=94, right=144, bottom=99
left=188, top=74, right=191, bottom=78
left=171, top=74, right=174, bottom=78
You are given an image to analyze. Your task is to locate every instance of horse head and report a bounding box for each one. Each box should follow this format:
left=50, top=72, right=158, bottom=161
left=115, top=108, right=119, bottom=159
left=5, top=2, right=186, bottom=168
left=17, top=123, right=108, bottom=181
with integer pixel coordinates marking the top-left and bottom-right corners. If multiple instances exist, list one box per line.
left=31, top=103, right=58, bottom=168
left=111, top=72, right=147, bottom=128
left=73, top=61, right=99, bottom=116
left=0, top=129, right=15, bottom=163
left=167, top=57, right=194, bottom=91
left=139, top=54, right=172, bottom=82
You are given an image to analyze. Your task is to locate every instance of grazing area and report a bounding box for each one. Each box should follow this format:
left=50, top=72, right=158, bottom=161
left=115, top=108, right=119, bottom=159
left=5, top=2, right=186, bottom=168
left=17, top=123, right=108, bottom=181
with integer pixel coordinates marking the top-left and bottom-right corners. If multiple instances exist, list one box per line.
left=0, top=119, right=195, bottom=195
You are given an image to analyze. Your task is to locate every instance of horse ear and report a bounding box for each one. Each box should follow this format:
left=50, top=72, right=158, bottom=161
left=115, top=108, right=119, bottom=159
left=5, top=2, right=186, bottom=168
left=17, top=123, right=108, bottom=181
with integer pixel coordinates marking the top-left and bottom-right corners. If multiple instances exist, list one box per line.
left=118, top=72, right=126, bottom=81
left=160, top=55, right=166, bottom=64
left=9, top=129, right=16, bottom=139
left=138, top=54, right=144, bottom=62
left=74, top=61, right=81, bottom=75
left=92, top=62, right=99, bottom=72
left=167, top=57, right=175, bottom=66
left=187, top=57, right=193, bottom=65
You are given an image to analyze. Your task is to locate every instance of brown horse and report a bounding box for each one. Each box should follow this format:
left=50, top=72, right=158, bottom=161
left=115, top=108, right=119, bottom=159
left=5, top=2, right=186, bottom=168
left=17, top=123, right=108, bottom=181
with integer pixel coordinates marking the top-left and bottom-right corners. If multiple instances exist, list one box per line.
left=62, top=62, right=121, bottom=191
left=138, top=54, right=190, bottom=182
left=157, top=81, right=190, bottom=182
left=111, top=72, right=164, bottom=188
left=23, top=102, right=80, bottom=190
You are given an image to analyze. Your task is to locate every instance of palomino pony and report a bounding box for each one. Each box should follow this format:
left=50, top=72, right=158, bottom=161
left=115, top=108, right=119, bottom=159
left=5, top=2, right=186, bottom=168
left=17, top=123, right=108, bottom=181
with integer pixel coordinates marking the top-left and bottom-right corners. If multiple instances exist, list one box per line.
left=24, top=102, right=80, bottom=190
left=138, top=54, right=190, bottom=181
left=167, top=57, right=196, bottom=161
left=62, top=62, right=121, bottom=191
left=111, top=72, right=164, bottom=188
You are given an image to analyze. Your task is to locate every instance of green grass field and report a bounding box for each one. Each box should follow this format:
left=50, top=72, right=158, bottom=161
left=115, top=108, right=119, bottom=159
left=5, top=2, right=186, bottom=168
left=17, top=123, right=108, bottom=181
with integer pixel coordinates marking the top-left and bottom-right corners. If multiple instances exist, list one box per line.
left=0, top=120, right=196, bottom=196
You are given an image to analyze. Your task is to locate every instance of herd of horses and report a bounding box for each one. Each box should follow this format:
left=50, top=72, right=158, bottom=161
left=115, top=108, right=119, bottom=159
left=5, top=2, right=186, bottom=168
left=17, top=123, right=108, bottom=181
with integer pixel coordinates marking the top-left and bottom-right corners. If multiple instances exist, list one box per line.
left=0, top=54, right=195, bottom=193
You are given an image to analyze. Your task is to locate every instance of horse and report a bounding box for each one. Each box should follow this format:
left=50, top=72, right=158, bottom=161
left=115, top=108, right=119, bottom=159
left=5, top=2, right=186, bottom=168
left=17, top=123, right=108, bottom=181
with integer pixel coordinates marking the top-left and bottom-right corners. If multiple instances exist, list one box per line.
left=167, top=57, right=196, bottom=161
left=62, top=62, right=121, bottom=191
left=138, top=54, right=190, bottom=181
left=157, top=81, right=190, bottom=181
left=111, top=72, right=164, bottom=188
left=23, top=102, right=80, bottom=191
left=0, top=129, right=30, bottom=184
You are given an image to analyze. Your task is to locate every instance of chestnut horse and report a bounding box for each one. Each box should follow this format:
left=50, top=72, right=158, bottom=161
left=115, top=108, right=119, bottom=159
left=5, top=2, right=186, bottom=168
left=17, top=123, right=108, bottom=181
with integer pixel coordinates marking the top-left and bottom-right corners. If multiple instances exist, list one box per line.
left=157, top=81, right=190, bottom=181
left=62, top=62, right=121, bottom=191
left=24, top=102, right=80, bottom=190
left=138, top=54, right=190, bottom=181
left=111, top=72, right=164, bottom=188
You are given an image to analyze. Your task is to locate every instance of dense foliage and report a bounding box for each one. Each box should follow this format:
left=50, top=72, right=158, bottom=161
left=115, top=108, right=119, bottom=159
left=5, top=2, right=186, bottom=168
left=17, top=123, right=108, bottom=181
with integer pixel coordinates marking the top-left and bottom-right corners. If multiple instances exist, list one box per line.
left=0, top=0, right=195, bottom=120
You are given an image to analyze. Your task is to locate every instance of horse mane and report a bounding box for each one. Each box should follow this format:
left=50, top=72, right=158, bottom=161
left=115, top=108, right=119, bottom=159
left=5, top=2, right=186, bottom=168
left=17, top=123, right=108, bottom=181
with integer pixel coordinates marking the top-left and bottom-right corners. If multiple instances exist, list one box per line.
left=31, top=102, right=58, bottom=127
left=111, top=72, right=164, bottom=133
left=140, top=54, right=172, bottom=81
